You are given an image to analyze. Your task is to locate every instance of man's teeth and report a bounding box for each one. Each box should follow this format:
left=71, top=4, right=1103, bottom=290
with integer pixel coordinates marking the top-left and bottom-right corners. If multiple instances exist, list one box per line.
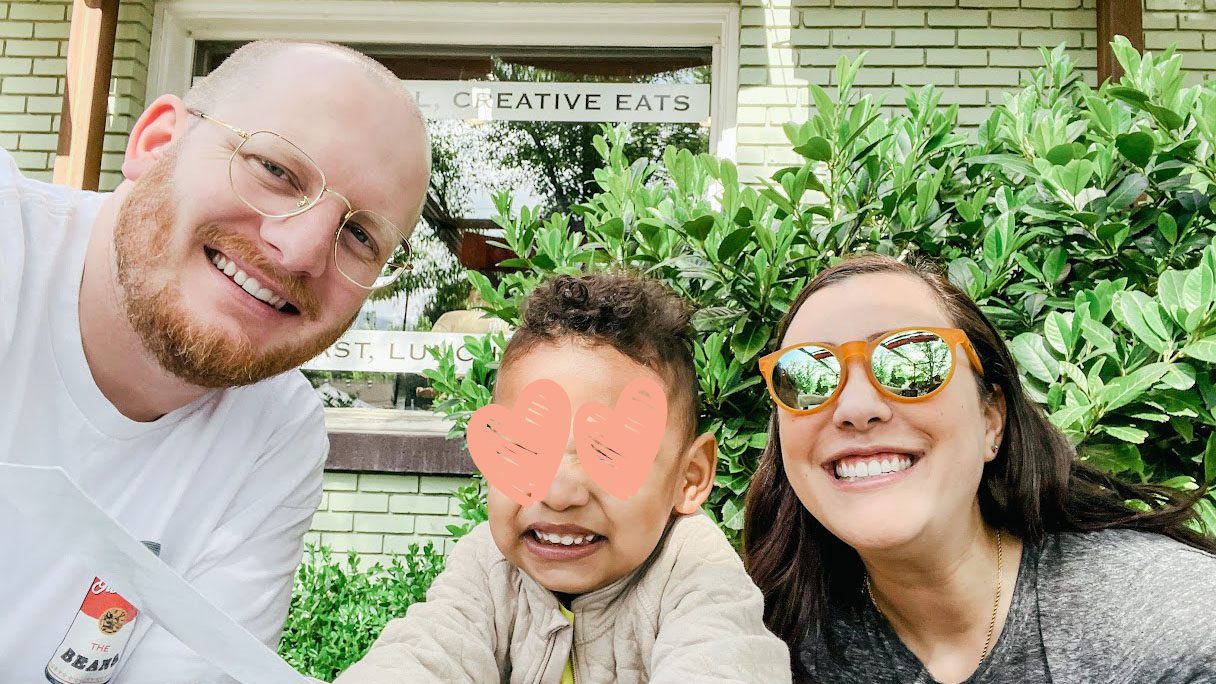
left=835, top=456, right=914, bottom=481
left=532, top=530, right=600, bottom=546
left=211, top=253, right=287, bottom=310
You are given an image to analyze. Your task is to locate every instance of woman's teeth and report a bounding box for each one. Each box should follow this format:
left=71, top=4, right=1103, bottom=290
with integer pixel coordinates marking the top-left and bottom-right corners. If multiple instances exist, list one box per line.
left=835, top=456, right=914, bottom=481
left=532, top=530, right=601, bottom=546
left=210, top=252, right=287, bottom=310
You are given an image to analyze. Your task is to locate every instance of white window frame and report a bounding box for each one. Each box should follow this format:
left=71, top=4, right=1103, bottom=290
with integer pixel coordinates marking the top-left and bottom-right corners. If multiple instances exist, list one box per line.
left=147, top=0, right=740, bottom=159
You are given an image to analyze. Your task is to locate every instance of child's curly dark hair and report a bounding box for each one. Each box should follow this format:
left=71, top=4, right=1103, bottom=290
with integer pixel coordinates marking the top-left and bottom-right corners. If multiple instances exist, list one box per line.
left=497, top=272, right=699, bottom=439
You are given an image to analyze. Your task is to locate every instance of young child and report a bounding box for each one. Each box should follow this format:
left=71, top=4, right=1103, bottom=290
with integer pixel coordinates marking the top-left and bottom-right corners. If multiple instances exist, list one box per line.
left=334, top=273, right=791, bottom=683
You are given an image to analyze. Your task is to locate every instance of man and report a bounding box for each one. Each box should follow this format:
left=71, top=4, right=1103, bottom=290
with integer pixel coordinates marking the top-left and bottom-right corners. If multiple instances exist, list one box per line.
left=0, top=40, right=429, bottom=681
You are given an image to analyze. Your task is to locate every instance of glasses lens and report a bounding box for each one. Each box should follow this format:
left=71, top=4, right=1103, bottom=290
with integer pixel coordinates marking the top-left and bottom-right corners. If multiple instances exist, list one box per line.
left=229, top=132, right=324, bottom=217
left=771, top=345, right=841, bottom=411
left=334, top=209, right=410, bottom=288
left=871, top=330, right=953, bottom=398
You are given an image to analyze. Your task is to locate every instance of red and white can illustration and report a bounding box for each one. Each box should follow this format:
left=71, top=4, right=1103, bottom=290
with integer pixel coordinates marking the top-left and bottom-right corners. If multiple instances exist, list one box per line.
left=44, top=541, right=161, bottom=684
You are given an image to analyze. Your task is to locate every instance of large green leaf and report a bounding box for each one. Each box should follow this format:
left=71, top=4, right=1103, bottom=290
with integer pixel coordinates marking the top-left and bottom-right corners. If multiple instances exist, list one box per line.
left=1098, top=173, right=1148, bottom=214
left=1099, top=363, right=1171, bottom=413
left=1011, top=333, right=1060, bottom=384
left=692, top=306, right=745, bottom=332
left=731, top=319, right=771, bottom=362
left=720, top=497, right=746, bottom=531
left=1044, top=312, right=1072, bottom=355
left=1113, top=291, right=1170, bottom=353
left=1183, top=263, right=1215, bottom=313
left=1056, top=159, right=1095, bottom=197
left=795, top=136, right=833, bottom=162
left=1182, top=338, right=1216, bottom=363
left=967, top=154, right=1036, bottom=177
left=1108, top=86, right=1149, bottom=105
left=1160, top=363, right=1197, bottom=391
left=1102, top=425, right=1149, bottom=444
left=1158, top=270, right=1188, bottom=325
left=683, top=215, right=716, bottom=241
left=1050, top=404, right=1093, bottom=432
left=1145, top=102, right=1185, bottom=131
left=1205, top=432, right=1216, bottom=485
left=1042, top=247, right=1068, bottom=285
left=1046, top=143, right=1077, bottom=166
left=717, top=227, right=753, bottom=263
left=1158, top=213, right=1178, bottom=244
left=1115, top=132, right=1154, bottom=167
left=1080, top=441, right=1145, bottom=477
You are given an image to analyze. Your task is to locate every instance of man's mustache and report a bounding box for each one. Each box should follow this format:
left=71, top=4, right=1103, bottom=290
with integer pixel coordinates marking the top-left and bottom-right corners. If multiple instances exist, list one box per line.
left=195, top=224, right=321, bottom=320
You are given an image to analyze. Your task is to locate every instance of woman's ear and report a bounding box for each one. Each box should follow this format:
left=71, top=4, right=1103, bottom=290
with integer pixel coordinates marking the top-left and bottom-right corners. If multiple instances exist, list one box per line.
left=122, top=94, right=190, bottom=181
left=983, top=385, right=1006, bottom=463
left=673, top=432, right=717, bottom=515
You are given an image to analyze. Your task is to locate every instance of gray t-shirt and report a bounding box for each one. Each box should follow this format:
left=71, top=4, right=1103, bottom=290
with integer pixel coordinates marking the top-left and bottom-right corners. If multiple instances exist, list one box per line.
left=800, top=528, right=1216, bottom=683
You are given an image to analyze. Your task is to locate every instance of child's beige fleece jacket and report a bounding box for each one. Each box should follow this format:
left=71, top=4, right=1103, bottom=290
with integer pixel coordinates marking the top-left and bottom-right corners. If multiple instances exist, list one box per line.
left=333, top=513, right=792, bottom=683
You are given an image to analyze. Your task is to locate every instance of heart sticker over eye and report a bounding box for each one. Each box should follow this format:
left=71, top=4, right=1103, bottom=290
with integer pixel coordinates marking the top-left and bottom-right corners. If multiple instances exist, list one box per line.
left=467, top=379, right=571, bottom=507
left=574, top=377, right=668, bottom=500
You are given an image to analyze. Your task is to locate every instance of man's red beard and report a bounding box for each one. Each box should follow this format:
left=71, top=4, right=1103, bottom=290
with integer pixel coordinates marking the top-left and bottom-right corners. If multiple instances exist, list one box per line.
left=112, top=147, right=357, bottom=388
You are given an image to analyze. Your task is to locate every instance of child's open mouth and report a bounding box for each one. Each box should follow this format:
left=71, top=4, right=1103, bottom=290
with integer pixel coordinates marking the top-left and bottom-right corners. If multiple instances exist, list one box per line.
left=523, top=525, right=607, bottom=561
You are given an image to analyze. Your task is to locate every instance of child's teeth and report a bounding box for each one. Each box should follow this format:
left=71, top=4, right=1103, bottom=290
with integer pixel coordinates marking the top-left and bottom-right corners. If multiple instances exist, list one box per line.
left=534, top=531, right=598, bottom=546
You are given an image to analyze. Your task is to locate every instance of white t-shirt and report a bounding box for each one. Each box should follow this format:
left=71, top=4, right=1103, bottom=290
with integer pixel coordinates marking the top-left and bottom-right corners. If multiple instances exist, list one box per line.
left=0, top=150, right=327, bottom=682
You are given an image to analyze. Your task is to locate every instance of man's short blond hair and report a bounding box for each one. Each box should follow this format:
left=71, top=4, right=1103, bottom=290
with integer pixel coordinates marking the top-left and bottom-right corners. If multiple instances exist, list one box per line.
left=183, top=39, right=431, bottom=225
left=185, top=40, right=411, bottom=113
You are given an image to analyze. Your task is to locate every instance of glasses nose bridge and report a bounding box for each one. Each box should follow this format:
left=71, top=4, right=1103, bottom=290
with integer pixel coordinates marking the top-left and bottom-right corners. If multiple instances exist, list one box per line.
left=833, top=339, right=883, bottom=401
left=836, top=340, right=871, bottom=368
left=319, top=186, right=354, bottom=218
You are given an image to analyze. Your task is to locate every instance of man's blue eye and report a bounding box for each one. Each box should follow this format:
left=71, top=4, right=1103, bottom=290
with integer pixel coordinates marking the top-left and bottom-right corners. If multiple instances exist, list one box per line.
left=261, top=159, right=286, bottom=178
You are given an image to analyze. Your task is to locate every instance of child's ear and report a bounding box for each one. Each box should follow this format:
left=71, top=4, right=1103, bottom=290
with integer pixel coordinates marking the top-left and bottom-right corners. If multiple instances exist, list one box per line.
left=673, top=432, right=716, bottom=515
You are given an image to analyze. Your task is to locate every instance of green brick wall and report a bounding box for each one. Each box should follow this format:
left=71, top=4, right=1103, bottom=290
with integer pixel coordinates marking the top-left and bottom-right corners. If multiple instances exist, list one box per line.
left=304, top=472, right=474, bottom=565
left=734, top=0, right=1216, bottom=183
left=0, top=0, right=152, bottom=188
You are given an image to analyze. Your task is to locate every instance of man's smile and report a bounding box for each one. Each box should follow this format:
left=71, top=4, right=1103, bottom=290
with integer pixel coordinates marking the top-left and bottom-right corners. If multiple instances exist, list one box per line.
left=203, top=246, right=300, bottom=315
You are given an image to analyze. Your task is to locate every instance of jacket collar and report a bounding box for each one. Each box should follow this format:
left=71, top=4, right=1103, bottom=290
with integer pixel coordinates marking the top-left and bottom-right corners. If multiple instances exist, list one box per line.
left=517, top=513, right=680, bottom=638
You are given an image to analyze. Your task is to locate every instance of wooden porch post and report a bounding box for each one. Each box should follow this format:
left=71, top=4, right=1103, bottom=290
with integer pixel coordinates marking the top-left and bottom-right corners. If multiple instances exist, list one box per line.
left=1096, top=0, right=1144, bottom=84
left=52, top=0, right=120, bottom=191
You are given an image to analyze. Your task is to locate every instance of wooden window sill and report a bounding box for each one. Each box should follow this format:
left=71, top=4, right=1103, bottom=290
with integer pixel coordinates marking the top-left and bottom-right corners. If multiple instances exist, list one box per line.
left=324, top=408, right=475, bottom=475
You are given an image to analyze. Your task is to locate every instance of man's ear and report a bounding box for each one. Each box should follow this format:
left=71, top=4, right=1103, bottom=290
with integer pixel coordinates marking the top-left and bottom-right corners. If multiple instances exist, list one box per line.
left=122, top=94, right=190, bottom=181
left=673, top=431, right=716, bottom=515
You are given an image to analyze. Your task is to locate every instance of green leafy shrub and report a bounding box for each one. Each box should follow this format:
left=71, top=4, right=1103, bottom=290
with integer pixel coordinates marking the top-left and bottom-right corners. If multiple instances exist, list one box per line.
left=424, top=39, right=1216, bottom=541
left=279, top=542, right=445, bottom=681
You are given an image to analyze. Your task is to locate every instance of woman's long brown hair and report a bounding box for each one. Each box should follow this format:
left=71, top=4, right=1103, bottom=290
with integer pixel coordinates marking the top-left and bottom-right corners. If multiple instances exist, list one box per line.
left=742, top=254, right=1216, bottom=678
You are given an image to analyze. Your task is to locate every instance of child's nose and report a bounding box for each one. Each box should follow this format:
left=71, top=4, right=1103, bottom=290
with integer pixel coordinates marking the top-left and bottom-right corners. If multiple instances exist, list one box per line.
left=540, top=450, right=592, bottom=511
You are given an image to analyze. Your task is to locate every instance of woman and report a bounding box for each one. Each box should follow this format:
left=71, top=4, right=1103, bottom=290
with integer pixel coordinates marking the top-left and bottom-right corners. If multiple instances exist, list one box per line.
left=744, top=254, right=1216, bottom=684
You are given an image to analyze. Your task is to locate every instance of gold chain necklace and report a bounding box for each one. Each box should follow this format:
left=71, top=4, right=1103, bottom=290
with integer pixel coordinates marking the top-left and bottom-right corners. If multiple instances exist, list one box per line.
left=864, top=529, right=1003, bottom=666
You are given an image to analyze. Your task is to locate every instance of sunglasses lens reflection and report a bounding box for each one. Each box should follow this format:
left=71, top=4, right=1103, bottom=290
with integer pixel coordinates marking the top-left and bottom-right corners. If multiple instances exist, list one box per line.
left=771, top=344, right=840, bottom=411
left=872, top=330, right=953, bottom=398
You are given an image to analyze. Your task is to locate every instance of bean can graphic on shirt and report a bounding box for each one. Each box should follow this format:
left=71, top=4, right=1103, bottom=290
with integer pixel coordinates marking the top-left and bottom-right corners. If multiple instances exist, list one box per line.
left=45, top=541, right=161, bottom=684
